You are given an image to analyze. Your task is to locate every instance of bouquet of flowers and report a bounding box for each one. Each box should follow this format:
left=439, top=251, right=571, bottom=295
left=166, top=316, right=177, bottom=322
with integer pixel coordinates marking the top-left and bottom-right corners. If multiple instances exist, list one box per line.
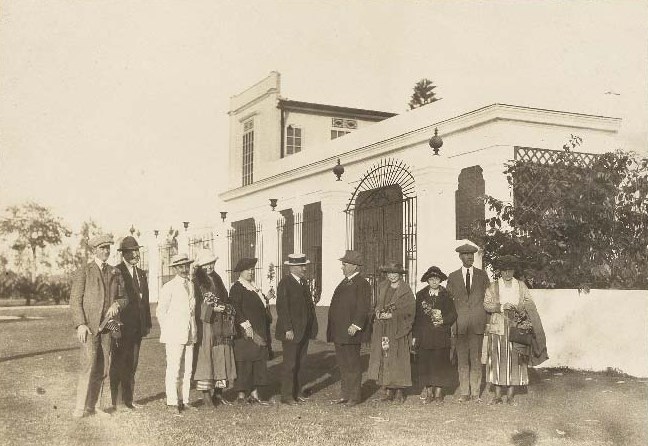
left=512, top=307, right=533, bottom=332
left=421, top=300, right=443, bottom=326
left=377, top=302, right=396, bottom=320
left=203, top=291, right=235, bottom=316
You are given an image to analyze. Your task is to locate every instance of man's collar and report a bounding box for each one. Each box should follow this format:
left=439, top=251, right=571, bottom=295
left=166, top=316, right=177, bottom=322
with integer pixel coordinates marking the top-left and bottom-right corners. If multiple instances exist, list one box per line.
left=346, top=272, right=360, bottom=281
left=291, top=273, right=303, bottom=283
left=94, top=258, right=105, bottom=269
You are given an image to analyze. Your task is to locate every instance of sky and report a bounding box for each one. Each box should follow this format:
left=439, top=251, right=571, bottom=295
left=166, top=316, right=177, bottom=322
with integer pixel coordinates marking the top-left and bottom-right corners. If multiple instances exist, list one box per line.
left=1, top=0, right=647, bottom=238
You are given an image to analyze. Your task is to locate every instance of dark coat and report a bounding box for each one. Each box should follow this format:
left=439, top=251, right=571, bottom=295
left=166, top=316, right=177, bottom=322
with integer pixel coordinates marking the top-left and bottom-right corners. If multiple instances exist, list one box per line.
left=231, top=281, right=270, bottom=361
left=275, top=274, right=318, bottom=342
left=412, top=286, right=457, bottom=350
left=194, top=270, right=233, bottom=344
left=446, top=267, right=490, bottom=335
left=70, top=262, right=127, bottom=335
left=326, top=274, right=372, bottom=344
left=116, top=262, right=152, bottom=338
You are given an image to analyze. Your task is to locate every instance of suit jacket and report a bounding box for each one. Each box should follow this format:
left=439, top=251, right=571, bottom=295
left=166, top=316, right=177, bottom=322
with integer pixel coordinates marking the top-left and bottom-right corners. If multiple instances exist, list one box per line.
left=446, top=267, right=490, bottom=335
left=116, top=262, right=152, bottom=338
left=326, top=274, right=371, bottom=344
left=156, top=275, right=197, bottom=345
left=231, top=281, right=271, bottom=361
left=275, top=274, right=318, bottom=342
left=70, top=261, right=127, bottom=335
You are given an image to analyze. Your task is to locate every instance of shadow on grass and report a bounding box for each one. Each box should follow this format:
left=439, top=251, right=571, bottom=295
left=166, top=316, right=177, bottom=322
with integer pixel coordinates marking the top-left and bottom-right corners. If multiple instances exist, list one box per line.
left=511, top=430, right=538, bottom=446
left=0, top=346, right=78, bottom=363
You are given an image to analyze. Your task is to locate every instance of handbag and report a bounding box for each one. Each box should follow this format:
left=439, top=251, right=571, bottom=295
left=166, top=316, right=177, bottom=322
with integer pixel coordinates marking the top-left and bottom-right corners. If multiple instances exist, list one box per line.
left=508, top=326, right=533, bottom=346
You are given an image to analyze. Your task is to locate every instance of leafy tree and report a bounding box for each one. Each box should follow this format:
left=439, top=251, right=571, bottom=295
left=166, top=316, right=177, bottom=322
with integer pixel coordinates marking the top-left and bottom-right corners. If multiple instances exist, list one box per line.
left=0, top=202, right=71, bottom=304
left=408, top=78, right=440, bottom=110
left=477, top=143, right=648, bottom=290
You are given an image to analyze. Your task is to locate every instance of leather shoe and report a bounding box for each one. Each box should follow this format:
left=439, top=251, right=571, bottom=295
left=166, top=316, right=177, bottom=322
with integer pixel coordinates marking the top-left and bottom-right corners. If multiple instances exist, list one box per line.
left=124, top=402, right=143, bottom=410
left=457, top=395, right=471, bottom=403
left=248, top=395, right=270, bottom=406
left=343, top=400, right=360, bottom=407
left=94, top=408, right=112, bottom=417
left=167, top=405, right=182, bottom=416
left=281, top=398, right=298, bottom=405
left=295, top=396, right=309, bottom=403
left=330, top=398, right=348, bottom=405
left=183, top=402, right=199, bottom=411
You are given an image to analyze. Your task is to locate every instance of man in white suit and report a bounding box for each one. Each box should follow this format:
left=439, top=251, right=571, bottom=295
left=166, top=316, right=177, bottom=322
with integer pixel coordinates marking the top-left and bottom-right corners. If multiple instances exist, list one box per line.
left=157, top=253, right=197, bottom=414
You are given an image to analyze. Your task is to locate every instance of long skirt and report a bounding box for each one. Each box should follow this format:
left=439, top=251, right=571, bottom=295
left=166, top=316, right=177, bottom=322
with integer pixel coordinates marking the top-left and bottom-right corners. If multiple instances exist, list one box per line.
left=485, top=332, right=529, bottom=386
left=234, top=348, right=269, bottom=392
left=417, top=348, right=457, bottom=388
left=368, top=335, right=412, bottom=388
left=194, top=342, right=237, bottom=391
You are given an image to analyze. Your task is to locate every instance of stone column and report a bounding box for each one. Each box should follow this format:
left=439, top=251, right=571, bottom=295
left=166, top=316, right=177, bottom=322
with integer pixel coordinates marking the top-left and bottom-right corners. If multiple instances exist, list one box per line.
left=259, top=211, right=280, bottom=293
left=319, top=188, right=348, bottom=306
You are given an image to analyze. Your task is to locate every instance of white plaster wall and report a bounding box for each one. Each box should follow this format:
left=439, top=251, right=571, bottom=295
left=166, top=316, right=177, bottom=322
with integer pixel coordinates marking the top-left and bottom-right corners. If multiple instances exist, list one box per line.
left=532, top=289, right=648, bottom=377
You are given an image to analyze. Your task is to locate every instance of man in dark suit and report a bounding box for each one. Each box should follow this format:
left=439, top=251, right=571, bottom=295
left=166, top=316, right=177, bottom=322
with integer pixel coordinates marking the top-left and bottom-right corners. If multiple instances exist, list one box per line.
left=326, top=250, right=371, bottom=407
left=445, top=243, right=490, bottom=402
left=110, top=236, right=152, bottom=410
left=70, top=234, right=127, bottom=418
left=275, top=253, right=319, bottom=405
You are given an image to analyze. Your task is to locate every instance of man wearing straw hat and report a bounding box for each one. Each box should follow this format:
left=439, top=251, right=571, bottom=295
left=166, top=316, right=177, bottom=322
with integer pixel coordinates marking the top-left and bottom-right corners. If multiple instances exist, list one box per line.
left=157, top=253, right=198, bottom=414
left=110, top=235, right=151, bottom=411
left=276, top=253, right=319, bottom=405
left=70, top=234, right=127, bottom=418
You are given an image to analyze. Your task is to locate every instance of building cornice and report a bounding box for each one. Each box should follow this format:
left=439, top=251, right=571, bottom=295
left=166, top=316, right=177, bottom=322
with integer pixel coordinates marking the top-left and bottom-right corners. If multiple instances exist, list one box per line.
left=219, top=104, right=621, bottom=202
left=278, top=99, right=397, bottom=121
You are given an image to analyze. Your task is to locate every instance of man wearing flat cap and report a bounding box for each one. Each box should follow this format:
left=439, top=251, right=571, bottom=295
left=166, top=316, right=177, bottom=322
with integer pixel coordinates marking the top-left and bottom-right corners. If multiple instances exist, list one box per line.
left=276, top=253, right=319, bottom=404
left=326, top=250, right=371, bottom=406
left=157, top=253, right=197, bottom=414
left=446, top=243, right=490, bottom=402
left=110, top=236, right=151, bottom=410
left=70, top=234, right=127, bottom=418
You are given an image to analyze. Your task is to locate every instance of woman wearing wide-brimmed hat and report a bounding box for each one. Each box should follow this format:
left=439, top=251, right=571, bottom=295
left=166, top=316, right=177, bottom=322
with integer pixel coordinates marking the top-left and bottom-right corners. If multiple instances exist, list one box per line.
left=229, top=258, right=271, bottom=405
left=192, top=249, right=237, bottom=407
left=367, top=261, right=416, bottom=403
left=483, top=255, right=548, bottom=405
left=412, top=266, right=457, bottom=404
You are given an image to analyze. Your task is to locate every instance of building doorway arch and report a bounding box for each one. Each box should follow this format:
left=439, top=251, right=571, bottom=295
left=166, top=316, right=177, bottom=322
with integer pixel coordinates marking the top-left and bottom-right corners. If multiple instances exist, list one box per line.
left=345, top=158, right=417, bottom=297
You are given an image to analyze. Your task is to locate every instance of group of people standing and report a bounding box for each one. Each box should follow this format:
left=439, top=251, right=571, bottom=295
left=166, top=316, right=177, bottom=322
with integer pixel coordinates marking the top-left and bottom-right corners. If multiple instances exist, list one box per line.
left=69, top=234, right=548, bottom=418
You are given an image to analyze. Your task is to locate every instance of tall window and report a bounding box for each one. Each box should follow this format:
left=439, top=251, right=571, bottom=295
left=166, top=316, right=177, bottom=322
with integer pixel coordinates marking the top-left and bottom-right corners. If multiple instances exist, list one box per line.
left=286, top=126, right=302, bottom=155
left=242, top=119, right=254, bottom=186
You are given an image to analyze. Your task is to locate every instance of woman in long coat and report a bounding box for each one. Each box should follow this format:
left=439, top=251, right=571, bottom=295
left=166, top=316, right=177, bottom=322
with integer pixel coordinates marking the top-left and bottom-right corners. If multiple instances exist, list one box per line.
left=483, top=255, right=548, bottom=405
left=412, top=266, right=457, bottom=404
left=192, top=249, right=236, bottom=407
left=367, top=262, right=416, bottom=403
left=230, top=258, right=272, bottom=405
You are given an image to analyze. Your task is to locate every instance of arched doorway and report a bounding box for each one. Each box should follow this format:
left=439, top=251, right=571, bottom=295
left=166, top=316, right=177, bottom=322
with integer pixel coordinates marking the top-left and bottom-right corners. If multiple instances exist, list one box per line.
left=345, top=158, right=417, bottom=298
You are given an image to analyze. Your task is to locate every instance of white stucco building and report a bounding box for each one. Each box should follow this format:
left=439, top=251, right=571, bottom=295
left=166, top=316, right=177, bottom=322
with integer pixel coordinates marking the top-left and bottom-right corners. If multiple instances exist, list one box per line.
left=218, top=72, right=621, bottom=306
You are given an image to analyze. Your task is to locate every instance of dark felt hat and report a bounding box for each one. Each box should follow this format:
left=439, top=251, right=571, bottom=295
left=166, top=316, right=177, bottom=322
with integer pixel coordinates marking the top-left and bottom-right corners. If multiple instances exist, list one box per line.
left=118, top=236, right=142, bottom=251
left=379, top=261, right=407, bottom=274
left=234, top=257, right=257, bottom=272
left=339, top=250, right=363, bottom=266
left=495, top=254, right=519, bottom=270
left=421, top=266, right=448, bottom=283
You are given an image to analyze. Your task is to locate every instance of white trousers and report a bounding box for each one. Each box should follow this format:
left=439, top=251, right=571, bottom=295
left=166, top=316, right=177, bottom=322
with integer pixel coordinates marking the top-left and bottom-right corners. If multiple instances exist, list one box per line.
left=164, top=343, right=194, bottom=406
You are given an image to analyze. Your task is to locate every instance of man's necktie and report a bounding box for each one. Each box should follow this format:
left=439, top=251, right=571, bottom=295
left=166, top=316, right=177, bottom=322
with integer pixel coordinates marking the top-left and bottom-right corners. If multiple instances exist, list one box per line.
left=183, top=279, right=190, bottom=296
left=465, top=269, right=471, bottom=295
left=132, top=267, right=141, bottom=294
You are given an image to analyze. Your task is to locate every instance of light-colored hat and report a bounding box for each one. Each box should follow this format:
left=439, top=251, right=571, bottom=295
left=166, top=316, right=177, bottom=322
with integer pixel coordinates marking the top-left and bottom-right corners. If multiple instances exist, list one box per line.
left=194, top=249, right=218, bottom=266
left=380, top=261, right=407, bottom=274
left=339, top=250, right=363, bottom=266
left=89, top=234, right=114, bottom=249
left=170, top=253, right=194, bottom=267
left=455, top=243, right=479, bottom=254
left=284, top=253, right=310, bottom=266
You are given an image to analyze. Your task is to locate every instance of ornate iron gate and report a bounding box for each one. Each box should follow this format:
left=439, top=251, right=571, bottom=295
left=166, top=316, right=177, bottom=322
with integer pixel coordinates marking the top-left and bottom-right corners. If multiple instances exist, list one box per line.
left=345, top=158, right=418, bottom=302
left=227, top=219, right=263, bottom=288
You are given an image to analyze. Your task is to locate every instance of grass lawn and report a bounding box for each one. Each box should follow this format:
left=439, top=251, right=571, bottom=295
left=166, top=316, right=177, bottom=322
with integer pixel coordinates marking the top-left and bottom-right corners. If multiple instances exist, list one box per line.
left=0, top=305, right=646, bottom=446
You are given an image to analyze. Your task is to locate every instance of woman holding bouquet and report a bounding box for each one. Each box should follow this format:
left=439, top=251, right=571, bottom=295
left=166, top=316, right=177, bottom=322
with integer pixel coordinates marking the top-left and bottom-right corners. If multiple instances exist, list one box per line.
left=412, top=266, right=457, bottom=404
left=367, top=262, right=416, bottom=403
left=483, top=255, right=548, bottom=405
left=230, top=258, right=272, bottom=405
left=192, top=249, right=237, bottom=407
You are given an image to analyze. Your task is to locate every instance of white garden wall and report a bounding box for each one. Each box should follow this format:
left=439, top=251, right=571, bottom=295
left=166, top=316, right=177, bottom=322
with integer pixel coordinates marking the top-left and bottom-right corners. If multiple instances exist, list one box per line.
left=532, top=289, right=648, bottom=377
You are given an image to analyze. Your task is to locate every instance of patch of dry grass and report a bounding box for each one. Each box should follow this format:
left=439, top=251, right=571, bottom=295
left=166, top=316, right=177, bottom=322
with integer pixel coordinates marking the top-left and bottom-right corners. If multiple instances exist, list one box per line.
left=1, top=305, right=647, bottom=446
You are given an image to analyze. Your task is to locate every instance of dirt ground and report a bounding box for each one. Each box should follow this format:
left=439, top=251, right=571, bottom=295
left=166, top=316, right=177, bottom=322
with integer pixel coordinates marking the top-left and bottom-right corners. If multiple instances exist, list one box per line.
left=1, top=305, right=646, bottom=446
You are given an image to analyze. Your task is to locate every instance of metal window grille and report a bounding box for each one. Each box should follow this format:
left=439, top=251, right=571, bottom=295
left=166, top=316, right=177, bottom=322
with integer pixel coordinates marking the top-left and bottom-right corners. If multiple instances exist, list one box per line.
left=226, top=219, right=263, bottom=289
